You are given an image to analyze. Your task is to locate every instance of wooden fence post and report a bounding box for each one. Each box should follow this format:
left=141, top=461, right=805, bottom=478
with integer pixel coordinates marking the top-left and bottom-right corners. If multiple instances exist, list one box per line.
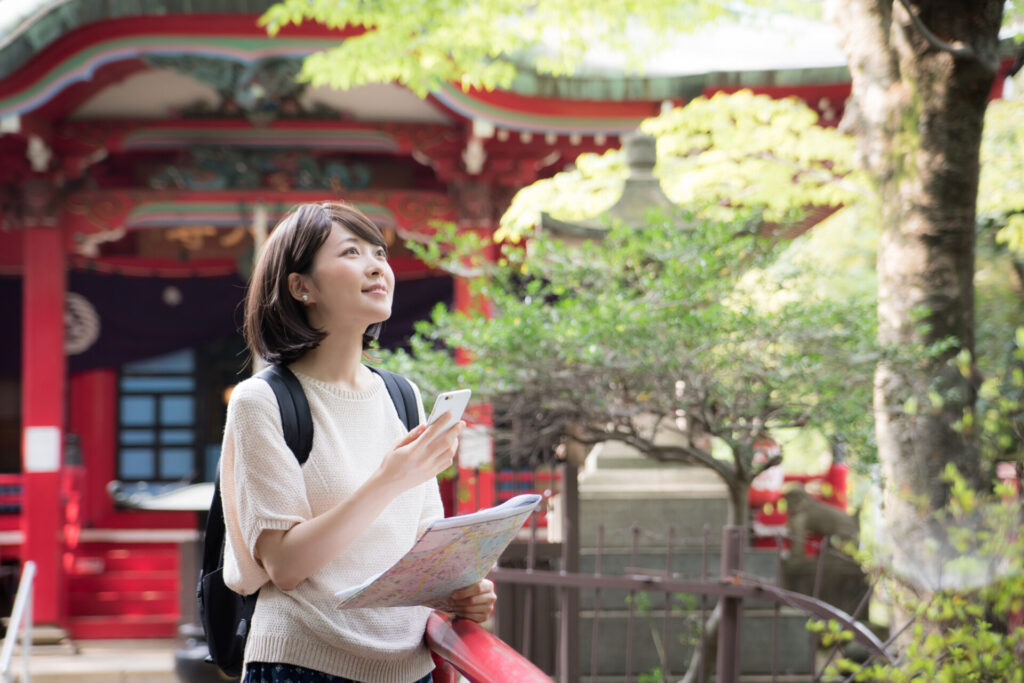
left=716, top=526, right=744, bottom=683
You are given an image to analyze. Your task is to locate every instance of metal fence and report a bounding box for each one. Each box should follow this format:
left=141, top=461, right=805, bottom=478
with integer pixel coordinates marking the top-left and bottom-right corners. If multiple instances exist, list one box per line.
left=0, top=561, right=35, bottom=683
left=491, top=516, right=896, bottom=683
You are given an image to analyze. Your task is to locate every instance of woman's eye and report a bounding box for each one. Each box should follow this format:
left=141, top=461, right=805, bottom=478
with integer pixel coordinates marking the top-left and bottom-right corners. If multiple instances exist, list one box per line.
left=375, top=248, right=387, bottom=258
left=343, top=247, right=358, bottom=256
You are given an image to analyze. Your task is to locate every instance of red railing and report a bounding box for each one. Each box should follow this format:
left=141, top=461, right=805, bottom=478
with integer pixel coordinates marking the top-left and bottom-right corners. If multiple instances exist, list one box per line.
left=425, top=611, right=551, bottom=683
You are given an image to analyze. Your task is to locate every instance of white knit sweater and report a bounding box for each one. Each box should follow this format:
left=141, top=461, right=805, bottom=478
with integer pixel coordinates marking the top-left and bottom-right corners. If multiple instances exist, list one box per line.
left=219, top=368, right=443, bottom=683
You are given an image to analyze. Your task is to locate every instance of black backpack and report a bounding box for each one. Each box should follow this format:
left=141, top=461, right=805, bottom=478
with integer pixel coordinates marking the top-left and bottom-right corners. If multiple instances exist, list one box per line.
left=197, top=364, right=420, bottom=678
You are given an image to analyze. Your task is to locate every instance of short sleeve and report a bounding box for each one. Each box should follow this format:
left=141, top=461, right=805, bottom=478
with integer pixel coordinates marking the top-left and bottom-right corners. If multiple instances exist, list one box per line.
left=220, top=377, right=311, bottom=594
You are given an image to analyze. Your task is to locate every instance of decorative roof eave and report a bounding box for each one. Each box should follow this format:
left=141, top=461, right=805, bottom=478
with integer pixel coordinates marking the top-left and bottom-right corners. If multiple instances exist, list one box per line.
left=0, top=0, right=280, bottom=81
left=55, top=119, right=462, bottom=157
left=0, top=29, right=348, bottom=119
left=63, top=188, right=456, bottom=255
left=428, top=81, right=666, bottom=135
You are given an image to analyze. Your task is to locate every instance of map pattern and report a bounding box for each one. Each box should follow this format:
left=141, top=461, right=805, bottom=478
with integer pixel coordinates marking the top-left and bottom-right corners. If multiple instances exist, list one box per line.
left=336, top=495, right=540, bottom=609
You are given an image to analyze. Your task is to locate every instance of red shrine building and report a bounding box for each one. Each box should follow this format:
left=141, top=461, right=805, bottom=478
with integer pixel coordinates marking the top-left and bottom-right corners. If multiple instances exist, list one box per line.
left=0, top=1, right=950, bottom=640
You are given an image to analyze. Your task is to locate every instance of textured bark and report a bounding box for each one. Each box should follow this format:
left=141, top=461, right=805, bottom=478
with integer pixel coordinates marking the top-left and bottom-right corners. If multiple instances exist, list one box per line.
left=726, top=479, right=750, bottom=528
left=829, top=0, right=1001, bottom=507
left=827, top=0, right=1003, bottom=589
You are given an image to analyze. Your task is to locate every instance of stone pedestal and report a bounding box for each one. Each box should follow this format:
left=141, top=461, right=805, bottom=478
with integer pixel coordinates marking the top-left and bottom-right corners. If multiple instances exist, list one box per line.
left=578, top=439, right=730, bottom=550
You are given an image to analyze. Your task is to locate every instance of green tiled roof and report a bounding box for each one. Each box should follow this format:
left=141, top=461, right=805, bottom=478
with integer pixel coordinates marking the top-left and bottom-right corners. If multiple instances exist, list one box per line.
left=0, top=0, right=277, bottom=81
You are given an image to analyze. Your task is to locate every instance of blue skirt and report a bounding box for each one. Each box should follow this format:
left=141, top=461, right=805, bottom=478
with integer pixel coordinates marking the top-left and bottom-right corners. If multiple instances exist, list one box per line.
left=244, top=662, right=433, bottom=683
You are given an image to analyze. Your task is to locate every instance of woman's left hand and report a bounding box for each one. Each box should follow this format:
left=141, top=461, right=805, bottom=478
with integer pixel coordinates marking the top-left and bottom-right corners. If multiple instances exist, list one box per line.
left=448, top=579, right=496, bottom=623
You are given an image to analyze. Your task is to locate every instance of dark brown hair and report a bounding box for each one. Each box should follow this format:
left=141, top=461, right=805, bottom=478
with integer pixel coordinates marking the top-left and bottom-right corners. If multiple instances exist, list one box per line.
left=243, top=201, right=389, bottom=366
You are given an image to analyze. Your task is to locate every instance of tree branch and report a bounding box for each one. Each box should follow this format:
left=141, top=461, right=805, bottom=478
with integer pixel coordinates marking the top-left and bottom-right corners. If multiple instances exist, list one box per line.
left=751, top=453, right=783, bottom=479
left=895, top=0, right=977, bottom=61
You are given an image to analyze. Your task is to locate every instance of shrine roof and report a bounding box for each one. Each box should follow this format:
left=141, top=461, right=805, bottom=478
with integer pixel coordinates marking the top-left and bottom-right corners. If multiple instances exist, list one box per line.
left=0, top=0, right=857, bottom=127
left=0, top=1, right=271, bottom=80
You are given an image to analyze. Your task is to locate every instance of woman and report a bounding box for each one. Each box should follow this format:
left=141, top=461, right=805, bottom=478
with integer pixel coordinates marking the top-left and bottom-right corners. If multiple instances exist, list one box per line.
left=219, top=201, right=496, bottom=683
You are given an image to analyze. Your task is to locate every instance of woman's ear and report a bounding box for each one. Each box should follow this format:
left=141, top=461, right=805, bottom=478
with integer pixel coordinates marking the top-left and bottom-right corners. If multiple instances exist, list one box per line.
left=287, top=272, right=311, bottom=304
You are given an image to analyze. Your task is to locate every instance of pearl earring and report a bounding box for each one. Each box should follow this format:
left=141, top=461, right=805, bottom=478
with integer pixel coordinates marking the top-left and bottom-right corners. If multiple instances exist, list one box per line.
left=302, top=295, right=308, bottom=302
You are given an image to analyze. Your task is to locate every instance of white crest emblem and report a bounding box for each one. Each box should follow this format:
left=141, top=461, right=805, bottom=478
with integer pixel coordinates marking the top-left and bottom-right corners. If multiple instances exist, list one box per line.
left=65, top=292, right=100, bottom=355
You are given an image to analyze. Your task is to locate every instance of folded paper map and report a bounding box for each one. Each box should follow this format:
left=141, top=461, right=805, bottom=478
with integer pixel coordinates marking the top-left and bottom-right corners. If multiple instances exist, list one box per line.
left=336, top=493, right=542, bottom=609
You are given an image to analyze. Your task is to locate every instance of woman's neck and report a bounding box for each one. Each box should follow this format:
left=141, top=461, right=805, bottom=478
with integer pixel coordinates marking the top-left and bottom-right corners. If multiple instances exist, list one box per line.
left=289, top=331, right=370, bottom=390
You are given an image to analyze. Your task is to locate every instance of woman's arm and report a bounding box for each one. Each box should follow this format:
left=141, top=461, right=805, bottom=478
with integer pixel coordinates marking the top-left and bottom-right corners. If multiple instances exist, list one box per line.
left=255, top=418, right=464, bottom=591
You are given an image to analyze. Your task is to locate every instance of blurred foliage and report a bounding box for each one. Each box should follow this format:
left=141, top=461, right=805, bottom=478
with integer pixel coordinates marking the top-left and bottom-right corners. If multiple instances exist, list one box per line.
left=261, top=1, right=817, bottom=97
left=973, top=80, right=1024, bottom=473
left=379, top=210, right=878, bottom=522
left=494, top=92, right=881, bottom=480
left=964, top=326, right=1024, bottom=475
left=629, top=590, right=703, bottom=682
left=822, top=466, right=1024, bottom=682
left=499, top=91, right=867, bottom=240
left=980, top=98, right=1024, bottom=254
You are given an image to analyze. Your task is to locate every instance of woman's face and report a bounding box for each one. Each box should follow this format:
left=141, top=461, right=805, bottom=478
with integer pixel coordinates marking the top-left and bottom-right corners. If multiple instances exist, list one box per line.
left=302, top=223, right=394, bottom=335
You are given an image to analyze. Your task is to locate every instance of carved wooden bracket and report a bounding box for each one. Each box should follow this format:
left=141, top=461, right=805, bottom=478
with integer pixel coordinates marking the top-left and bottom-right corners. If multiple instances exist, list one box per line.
left=5, top=175, right=62, bottom=229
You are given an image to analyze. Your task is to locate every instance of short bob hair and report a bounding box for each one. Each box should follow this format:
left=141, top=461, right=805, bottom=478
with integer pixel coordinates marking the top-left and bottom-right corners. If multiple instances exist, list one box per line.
left=243, top=201, right=389, bottom=366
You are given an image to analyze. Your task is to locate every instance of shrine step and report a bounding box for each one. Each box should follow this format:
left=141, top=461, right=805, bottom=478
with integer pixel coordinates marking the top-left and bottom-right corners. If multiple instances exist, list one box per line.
left=66, top=542, right=181, bottom=637
left=68, top=588, right=179, bottom=618
left=66, top=614, right=180, bottom=640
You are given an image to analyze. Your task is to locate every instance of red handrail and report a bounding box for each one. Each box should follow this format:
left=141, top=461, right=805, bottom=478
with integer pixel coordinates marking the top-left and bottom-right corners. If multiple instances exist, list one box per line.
left=426, top=611, right=552, bottom=683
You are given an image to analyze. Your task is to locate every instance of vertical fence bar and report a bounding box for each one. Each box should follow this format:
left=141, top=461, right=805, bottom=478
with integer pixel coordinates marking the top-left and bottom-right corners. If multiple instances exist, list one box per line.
left=21, top=578, right=31, bottom=683
left=521, top=510, right=538, bottom=661
left=23, top=584, right=30, bottom=683
left=558, top=462, right=580, bottom=683
left=558, top=573, right=569, bottom=683
left=812, top=535, right=829, bottom=599
left=716, top=526, right=744, bottom=683
left=624, top=524, right=640, bottom=683
left=772, top=535, right=783, bottom=683
left=662, top=526, right=675, bottom=683
left=0, top=561, right=37, bottom=683
left=810, top=534, right=830, bottom=679
left=589, top=524, right=604, bottom=683
left=699, top=524, right=710, bottom=683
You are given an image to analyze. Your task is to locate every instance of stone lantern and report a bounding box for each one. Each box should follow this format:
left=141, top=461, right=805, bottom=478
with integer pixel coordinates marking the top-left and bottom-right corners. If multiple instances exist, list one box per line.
left=539, top=130, right=673, bottom=242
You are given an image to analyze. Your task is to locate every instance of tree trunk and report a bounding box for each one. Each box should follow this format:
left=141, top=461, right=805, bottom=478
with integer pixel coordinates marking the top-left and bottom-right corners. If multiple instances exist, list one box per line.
left=828, top=0, right=1001, bottom=519
left=726, top=479, right=750, bottom=528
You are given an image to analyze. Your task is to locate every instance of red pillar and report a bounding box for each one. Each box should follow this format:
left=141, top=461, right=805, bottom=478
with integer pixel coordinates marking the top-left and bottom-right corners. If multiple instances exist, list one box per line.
left=20, top=177, right=67, bottom=627
left=450, top=181, right=499, bottom=513
left=69, top=369, right=117, bottom=528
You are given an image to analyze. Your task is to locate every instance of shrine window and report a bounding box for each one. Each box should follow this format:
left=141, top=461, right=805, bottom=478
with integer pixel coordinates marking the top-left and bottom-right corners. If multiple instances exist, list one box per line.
left=117, top=349, right=197, bottom=482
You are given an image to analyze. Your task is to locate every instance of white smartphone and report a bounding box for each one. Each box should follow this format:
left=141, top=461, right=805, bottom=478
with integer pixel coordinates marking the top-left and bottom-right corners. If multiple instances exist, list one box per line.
left=426, top=389, right=472, bottom=430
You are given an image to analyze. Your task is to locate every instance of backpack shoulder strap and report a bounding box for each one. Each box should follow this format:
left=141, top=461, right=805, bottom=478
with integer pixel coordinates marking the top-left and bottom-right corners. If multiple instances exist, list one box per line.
left=201, top=473, right=227, bottom=576
left=257, top=365, right=313, bottom=464
left=368, top=366, right=420, bottom=430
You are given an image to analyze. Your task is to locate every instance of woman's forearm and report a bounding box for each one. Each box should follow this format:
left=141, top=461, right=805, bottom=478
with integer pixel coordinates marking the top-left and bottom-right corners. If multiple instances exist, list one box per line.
left=255, top=470, right=404, bottom=591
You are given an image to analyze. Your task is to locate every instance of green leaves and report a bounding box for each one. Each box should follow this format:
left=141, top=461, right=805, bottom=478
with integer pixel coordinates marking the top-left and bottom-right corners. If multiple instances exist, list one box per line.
left=498, top=90, right=867, bottom=241
left=824, top=471, right=1024, bottom=682
left=263, top=1, right=822, bottom=98
left=980, top=99, right=1024, bottom=253
left=379, top=206, right=876, bottom=482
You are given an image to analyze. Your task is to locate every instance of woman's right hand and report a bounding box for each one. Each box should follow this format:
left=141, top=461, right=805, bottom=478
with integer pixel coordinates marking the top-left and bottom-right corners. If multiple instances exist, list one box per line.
left=256, top=416, right=465, bottom=592
left=376, top=419, right=465, bottom=494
